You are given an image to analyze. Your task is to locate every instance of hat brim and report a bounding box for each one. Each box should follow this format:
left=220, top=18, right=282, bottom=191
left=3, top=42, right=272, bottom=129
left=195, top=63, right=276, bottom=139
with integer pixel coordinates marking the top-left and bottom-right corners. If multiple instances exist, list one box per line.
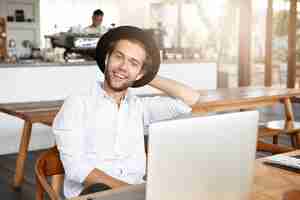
left=95, top=26, right=160, bottom=87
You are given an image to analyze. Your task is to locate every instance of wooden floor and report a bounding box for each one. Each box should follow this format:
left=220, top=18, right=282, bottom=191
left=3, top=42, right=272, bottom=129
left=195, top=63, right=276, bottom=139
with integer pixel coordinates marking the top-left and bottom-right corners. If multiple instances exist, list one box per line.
left=0, top=103, right=299, bottom=200
left=0, top=149, right=42, bottom=200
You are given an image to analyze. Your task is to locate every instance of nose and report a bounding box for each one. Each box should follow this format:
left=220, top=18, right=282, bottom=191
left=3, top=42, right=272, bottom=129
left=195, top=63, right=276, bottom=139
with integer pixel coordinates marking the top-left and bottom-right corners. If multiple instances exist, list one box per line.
left=118, top=58, right=129, bottom=71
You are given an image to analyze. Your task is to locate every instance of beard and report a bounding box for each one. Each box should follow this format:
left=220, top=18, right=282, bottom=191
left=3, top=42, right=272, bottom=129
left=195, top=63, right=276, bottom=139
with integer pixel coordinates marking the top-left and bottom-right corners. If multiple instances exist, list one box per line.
left=104, top=69, right=135, bottom=92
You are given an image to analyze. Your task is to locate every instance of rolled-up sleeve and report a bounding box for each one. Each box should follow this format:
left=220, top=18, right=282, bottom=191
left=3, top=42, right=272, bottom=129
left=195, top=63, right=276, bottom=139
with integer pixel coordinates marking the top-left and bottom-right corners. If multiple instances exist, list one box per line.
left=52, top=96, right=95, bottom=183
left=140, top=96, right=192, bottom=126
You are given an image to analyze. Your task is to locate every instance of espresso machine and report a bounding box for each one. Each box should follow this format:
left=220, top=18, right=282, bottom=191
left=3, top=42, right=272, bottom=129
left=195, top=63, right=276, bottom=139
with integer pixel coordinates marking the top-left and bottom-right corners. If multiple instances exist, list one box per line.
left=45, top=32, right=100, bottom=61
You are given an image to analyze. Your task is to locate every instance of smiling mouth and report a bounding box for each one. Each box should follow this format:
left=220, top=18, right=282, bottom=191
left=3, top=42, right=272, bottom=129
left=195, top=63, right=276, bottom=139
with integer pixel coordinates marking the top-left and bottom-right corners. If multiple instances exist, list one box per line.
left=113, top=72, right=127, bottom=80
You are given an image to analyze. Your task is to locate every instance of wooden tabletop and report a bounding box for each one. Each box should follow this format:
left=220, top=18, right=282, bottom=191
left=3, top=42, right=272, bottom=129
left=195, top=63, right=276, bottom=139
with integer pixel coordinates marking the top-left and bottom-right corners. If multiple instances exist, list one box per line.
left=192, top=87, right=300, bottom=113
left=251, top=150, right=300, bottom=200
left=0, top=100, right=63, bottom=124
left=0, top=87, right=298, bottom=127
left=69, top=151, right=300, bottom=200
left=0, top=87, right=299, bottom=122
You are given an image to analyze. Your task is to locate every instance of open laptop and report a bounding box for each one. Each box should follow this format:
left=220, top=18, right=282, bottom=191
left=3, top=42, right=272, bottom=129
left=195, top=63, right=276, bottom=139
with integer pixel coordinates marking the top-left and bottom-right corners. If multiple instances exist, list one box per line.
left=146, top=111, right=259, bottom=200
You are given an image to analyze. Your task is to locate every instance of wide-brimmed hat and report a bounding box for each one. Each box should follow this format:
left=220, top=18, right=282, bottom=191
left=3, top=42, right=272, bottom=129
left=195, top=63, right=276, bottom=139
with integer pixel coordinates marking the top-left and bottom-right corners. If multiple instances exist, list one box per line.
left=95, top=26, right=160, bottom=87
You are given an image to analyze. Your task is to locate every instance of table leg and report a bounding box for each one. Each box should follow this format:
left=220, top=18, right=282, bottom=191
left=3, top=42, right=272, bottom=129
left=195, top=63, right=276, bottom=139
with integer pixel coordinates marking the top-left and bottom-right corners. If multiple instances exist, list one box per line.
left=13, top=121, right=32, bottom=189
left=283, top=97, right=300, bottom=148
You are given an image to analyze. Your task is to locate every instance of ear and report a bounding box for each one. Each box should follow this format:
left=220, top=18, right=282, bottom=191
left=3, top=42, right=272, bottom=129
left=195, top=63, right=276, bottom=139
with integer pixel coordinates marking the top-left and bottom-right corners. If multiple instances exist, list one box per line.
left=135, top=69, right=145, bottom=81
left=105, top=54, right=109, bottom=66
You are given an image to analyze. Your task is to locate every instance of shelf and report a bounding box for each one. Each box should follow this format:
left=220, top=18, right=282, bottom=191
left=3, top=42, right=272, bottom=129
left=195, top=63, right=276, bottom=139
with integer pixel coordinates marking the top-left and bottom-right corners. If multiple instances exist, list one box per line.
left=7, top=0, right=33, bottom=5
left=0, top=0, right=40, bottom=48
left=7, top=22, right=37, bottom=29
left=6, top=0, right=35, bottom=22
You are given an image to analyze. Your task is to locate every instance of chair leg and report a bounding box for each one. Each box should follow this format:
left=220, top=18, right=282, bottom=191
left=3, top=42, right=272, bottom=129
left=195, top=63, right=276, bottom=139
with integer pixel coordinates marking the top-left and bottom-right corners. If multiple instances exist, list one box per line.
left=290, top=134, right=299, bottom=148
left=51, top=174, right=64, bottom=197
left=35, top=175, right=44, bottom=200
left=272, top=135, right=279, bottom=144
left=282, top=190, right=300, bottom=200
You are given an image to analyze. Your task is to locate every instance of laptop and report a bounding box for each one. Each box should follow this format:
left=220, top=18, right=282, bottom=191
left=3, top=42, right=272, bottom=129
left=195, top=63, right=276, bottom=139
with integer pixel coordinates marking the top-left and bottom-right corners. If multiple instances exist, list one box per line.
left=146, top=111, right=259, bottom=200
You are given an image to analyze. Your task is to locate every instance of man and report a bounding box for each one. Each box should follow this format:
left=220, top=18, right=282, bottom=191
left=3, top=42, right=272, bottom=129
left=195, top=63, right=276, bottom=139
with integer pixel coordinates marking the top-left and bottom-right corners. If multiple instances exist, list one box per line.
left=84, top=9, right=105, bottom=34
left=53, top=26, right=199, bottom=198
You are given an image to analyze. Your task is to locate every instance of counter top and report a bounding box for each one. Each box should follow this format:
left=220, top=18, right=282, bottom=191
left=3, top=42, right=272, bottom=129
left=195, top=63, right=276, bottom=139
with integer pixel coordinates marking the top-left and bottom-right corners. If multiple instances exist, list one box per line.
left=0, top=61, right=97, bottom=68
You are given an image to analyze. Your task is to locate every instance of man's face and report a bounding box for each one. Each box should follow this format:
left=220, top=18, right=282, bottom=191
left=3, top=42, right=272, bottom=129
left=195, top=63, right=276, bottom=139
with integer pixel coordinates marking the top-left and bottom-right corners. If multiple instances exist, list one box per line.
left=92, top=15, right=103, bottom=27
left=104, top=39, right=146, bottom=92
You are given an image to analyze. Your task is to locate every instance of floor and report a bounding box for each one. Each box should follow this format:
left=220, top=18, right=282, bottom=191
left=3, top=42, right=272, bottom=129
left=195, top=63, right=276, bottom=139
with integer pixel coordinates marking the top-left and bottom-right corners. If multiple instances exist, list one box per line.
left=0, top=103, right=299, bottom=200
left=0, top=150, right=40, bottom=200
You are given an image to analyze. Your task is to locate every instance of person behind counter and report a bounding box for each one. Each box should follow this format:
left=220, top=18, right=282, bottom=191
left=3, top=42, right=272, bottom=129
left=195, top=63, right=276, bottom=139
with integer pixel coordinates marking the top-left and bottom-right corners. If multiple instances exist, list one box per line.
left=84, top=9, right=106, bottom=34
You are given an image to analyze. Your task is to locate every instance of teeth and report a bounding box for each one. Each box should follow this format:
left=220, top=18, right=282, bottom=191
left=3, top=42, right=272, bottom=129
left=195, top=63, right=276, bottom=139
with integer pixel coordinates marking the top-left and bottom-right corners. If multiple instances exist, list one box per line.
left=114, top=72, right=126, bottom=79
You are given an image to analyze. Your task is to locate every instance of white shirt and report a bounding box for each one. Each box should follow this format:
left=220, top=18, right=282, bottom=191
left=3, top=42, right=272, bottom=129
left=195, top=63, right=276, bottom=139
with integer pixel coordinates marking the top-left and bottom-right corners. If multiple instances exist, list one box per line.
left=52, top=82, right=191, bottom=198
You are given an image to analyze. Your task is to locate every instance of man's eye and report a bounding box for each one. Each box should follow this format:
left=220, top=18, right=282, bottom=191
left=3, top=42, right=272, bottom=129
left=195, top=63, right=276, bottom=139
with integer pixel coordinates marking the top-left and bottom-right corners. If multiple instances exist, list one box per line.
left=114, top=53, right=122, bottom=59
left=130, top=61, right=140, bottom=68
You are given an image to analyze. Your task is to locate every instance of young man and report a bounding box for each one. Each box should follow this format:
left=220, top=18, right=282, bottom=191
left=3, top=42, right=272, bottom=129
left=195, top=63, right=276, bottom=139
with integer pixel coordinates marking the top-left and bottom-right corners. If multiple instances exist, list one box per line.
left=84, top=9, right=105, bottom=34
left=53, top=26, right=199, bottom=198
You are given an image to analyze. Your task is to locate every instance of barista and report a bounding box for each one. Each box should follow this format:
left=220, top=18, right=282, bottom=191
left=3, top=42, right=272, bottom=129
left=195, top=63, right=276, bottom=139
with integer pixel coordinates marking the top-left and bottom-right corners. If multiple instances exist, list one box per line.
left=84, top=9, right=106, bottom=34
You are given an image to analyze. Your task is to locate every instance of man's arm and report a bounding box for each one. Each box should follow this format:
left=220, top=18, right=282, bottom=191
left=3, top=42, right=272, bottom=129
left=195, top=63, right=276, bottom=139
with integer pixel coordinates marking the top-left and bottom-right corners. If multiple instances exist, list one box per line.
left=84, top=168, right=129, bottom=189
left=148, top=75, right=200, bottom=106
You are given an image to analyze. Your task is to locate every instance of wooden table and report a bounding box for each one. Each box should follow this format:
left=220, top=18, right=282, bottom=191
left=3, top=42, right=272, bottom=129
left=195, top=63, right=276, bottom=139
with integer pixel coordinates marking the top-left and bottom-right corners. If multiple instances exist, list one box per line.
left=69, top=150, right=300, bottom=200
left=251, top=150, right=300, bottom=200
left=193, top=87, right=300, bottom=114
left=1, top=87, right=300, bottom=189
left=192, top=87, right=300, bottom=153
left=0, top=100, right=62, bottom=188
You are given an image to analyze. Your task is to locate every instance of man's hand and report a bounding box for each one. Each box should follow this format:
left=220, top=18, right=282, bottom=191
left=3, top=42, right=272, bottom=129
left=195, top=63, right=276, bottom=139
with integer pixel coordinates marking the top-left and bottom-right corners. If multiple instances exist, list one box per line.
left=84, top=168, right=129, bottom=189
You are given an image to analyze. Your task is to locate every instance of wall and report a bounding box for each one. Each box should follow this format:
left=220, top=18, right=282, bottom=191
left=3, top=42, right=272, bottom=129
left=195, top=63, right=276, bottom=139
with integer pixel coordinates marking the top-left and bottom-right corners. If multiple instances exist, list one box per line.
left=0, top=65, right=100, bottom=154
left=118, top=1, right=149, bottom=27
left=0, top=62, right=216, bottom=154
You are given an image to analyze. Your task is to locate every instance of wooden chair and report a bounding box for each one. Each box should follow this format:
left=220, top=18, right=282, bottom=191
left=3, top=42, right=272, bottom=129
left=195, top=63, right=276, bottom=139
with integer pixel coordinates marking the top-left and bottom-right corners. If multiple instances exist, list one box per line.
left=257, top=125, right=297, bottom=154
left=35, top=146, right=64, bottom=200
left=35, top=136, right=149, bottom=200
left=257, top=97, right=300, bottom=154
left=282, top=190, right=300, bottom=200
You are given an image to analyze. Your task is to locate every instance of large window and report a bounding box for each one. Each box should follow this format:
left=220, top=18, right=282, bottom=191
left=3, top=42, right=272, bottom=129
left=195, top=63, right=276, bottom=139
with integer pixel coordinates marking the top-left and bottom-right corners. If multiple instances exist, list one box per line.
left=150, top=1, right=237, bottom=61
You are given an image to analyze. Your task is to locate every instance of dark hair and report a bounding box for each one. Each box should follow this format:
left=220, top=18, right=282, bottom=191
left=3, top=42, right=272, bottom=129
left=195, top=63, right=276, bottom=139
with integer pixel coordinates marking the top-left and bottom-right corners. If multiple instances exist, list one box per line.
left=93, top=9, right=104, bottom=16
left=106, top=39, right=153, bottom=75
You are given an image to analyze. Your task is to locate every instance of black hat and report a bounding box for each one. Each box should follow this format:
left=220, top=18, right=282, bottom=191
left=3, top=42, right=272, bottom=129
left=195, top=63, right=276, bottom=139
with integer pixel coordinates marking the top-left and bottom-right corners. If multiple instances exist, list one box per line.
left=95, top=26, right=160, bottom=87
